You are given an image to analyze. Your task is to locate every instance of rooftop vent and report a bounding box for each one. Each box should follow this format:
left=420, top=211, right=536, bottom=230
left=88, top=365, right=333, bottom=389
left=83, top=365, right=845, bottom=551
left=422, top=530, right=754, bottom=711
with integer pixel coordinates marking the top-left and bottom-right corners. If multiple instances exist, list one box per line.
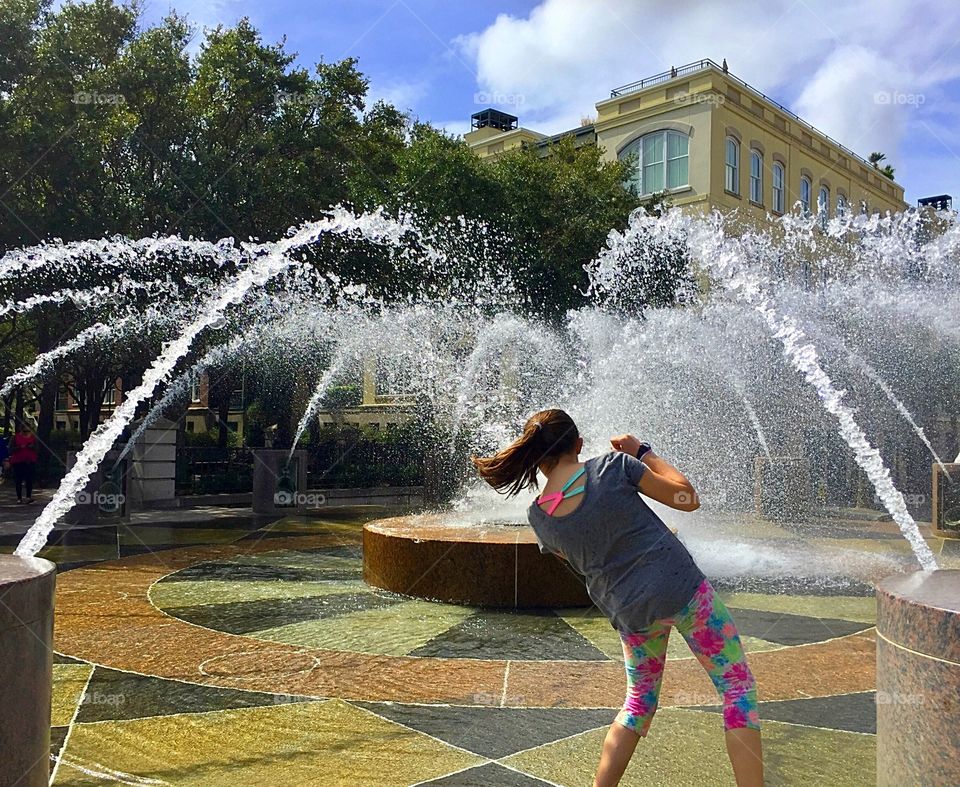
left=471, top=108, right=518, bottom=132
left=918, top=194, right=953, bottom=211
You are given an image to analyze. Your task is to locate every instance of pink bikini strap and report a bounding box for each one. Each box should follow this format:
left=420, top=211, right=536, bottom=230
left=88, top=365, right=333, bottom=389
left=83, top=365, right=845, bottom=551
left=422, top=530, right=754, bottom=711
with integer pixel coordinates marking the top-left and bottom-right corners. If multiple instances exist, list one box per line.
left=537, top=492, right=564, bottom=516
left=537, top=467, right=586, bottom=516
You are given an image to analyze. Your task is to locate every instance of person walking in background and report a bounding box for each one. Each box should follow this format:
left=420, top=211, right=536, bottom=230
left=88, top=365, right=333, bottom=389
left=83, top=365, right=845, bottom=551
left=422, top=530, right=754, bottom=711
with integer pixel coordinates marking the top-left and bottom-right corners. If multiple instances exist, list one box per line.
left=9, top=421, right=39, bottom=504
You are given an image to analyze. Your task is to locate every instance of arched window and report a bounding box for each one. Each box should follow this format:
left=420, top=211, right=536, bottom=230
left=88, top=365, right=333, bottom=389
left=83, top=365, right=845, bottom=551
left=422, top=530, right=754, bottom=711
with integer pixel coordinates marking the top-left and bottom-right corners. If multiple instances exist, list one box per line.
left=799, top=176, right=812, bottom=215
left=749, top=150, right=763, bottom=204
left=619, top=130, right=689, bottom=196
left=725, top=137, right=740, bottom=194
left=837, top=194, right=847, bottom=217
left=818, top=186, right=830, bottom=218
left=772, top=162, right=785, bottom=213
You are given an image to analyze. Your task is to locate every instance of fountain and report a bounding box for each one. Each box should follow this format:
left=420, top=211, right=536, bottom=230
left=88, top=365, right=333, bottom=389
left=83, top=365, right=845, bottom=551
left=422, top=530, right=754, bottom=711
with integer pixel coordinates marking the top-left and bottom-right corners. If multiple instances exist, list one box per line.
left=5, top=206, right=958, bottom=565
left=360, top=207, right=955, bottom=604
left=2, top=202, right=960, bottom=783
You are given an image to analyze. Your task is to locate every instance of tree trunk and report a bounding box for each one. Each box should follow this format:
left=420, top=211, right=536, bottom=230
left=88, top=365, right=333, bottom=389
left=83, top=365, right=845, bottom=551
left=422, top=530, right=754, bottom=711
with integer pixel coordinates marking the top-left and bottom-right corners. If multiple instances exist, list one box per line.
left=2, top=392, right=12, bottom=437
left=37, top=380, right=56, bottom=447
left=36, top=318, right=56, bottom=447
left=273, top=399, right=293, bottom=449
left=217, top=396, right=230, bottom=447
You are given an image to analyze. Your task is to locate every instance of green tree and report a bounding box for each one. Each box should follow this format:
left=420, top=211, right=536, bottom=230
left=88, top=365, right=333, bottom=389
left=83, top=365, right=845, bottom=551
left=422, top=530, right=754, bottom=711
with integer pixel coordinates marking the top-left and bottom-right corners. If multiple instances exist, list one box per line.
left=492, top=136, right=639, bottom=315
left=869, top=151, right=896, bottom=180
left=359, top=122, right=500, bottom=221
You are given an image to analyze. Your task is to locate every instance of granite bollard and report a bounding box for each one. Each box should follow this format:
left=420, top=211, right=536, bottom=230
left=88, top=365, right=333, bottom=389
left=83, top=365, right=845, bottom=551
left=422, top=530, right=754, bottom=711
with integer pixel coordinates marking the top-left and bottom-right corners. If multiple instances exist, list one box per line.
left=876, top=570, right=960, bottom=786
left=0, top=555, right=56, bottom=787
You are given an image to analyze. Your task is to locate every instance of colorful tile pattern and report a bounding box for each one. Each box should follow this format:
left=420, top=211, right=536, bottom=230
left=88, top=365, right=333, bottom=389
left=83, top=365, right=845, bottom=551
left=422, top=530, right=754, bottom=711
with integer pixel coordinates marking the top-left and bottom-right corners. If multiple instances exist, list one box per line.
left=42, top=507, right=959, bottom=785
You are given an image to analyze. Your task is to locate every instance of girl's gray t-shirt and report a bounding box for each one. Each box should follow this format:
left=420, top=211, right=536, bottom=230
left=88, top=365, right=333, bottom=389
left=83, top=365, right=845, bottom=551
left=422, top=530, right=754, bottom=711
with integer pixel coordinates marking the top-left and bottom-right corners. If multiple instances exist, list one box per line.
left=527, top=451, right=705, bottom=634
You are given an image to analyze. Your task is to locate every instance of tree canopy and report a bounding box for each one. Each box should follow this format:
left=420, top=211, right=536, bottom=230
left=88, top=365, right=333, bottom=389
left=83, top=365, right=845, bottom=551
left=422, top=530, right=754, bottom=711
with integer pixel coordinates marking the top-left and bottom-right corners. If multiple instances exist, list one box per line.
left=0, top=0, right=657, bottom=453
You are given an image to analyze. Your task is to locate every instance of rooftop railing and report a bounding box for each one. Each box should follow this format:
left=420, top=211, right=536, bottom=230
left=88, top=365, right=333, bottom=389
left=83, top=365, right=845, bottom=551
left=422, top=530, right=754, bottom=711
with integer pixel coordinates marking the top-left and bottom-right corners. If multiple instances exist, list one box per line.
left=610, top=60, right=717, bottom=97
left=610, top=59, right=898, bottom=187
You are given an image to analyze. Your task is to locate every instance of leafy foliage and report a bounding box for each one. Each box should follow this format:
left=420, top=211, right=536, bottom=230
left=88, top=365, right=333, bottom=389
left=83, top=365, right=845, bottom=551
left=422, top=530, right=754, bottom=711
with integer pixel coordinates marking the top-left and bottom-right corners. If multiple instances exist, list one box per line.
left=0, top=1, right=685, bottom=462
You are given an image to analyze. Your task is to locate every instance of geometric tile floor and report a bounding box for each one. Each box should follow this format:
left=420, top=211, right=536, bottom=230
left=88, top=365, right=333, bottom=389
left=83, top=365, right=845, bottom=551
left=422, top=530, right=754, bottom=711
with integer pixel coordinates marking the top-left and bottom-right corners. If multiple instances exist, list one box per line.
left=28, top=506, right=960, bottom=785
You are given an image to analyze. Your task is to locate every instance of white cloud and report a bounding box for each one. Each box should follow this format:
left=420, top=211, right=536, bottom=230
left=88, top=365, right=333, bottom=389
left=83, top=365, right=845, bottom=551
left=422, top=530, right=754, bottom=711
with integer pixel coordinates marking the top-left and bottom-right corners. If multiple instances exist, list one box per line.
left=457, top=0, right=960, bottom=198
left=793, top=45, right=908, bottom=163
left=141, top=0, right=250, bottom=53
left=365, top=80, right=429, bottom=114
left=433, top=119, right=473, bottom=138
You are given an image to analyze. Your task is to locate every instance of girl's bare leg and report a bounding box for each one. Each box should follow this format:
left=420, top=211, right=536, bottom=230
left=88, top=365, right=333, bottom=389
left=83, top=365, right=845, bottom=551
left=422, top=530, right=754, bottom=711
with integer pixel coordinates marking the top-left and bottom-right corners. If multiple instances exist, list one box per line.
left=725, top=727, right=764, bottom=786
left=593, top=722, right=640, bottom=787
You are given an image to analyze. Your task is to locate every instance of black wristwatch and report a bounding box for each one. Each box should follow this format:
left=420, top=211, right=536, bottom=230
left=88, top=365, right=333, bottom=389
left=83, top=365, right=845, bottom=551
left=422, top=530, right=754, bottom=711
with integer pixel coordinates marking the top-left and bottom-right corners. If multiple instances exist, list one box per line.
left=636, top=442, right=652, bottom=461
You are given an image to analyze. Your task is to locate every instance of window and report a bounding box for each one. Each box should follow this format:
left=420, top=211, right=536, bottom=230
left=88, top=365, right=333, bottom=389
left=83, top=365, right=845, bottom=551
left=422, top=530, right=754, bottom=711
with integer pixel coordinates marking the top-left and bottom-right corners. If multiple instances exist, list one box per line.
left=725, top=137, right=740, bottom=194
left=375, top=357, right=417, bottom=399
left=644, top=134, right=666, bottom=193
left=837, top=194, right=847, bottom=217
left=818, top=186, right=830, bottom=218
left=665, top=131, right=689, bottom=191
left=799, top=176, right=812, bottom=215
left=104, top=386, right=117, bottom=407
left=749, top=150, right=763, bottom=204
left=772, top=162, right=785, bottom=213
left=186, top=421, right=195, bottom=433
left=56, top=420, right=67, bottom=431
left=190, top=380, right=201, bottom=403
left=620, top=130, right=689, bottom=196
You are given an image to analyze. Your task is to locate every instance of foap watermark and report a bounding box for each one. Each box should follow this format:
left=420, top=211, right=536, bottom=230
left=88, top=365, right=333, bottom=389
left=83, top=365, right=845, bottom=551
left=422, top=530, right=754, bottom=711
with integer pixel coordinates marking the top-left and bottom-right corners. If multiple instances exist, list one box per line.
left=673, top=689, right=719, bottom=706
left=874, top=90, right=925, bottom=107
left=72, top=91, right=125, bottom=106
left=75, top=487, right=125, bottom=513
left=473, top=91, right=525, bottom=107
left=85, top=691, right=126, bottom=707
left=276, top=90, right=324, bottom=108
left=472, top=691, right=525, bottom=706
left=875, top=691, right=925, bottom=706
left=273, top=490, right=326, bottom=508
left=673, top=490, right=698, bottom=507
left=674, top=92, right=725, bottom=107
left=877, top=492, right=926, bottom=507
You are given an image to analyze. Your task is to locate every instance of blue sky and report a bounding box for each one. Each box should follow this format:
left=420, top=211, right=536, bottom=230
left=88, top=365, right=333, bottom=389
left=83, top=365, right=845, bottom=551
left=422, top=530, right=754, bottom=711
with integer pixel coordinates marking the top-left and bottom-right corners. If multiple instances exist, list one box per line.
left=136, top=0, right=960, bottom=204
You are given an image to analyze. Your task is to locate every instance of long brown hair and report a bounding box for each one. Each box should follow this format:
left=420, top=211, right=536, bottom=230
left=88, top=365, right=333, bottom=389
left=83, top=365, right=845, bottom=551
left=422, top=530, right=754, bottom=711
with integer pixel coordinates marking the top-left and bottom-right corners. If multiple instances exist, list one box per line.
left=471, top=408, right=579, bottom=497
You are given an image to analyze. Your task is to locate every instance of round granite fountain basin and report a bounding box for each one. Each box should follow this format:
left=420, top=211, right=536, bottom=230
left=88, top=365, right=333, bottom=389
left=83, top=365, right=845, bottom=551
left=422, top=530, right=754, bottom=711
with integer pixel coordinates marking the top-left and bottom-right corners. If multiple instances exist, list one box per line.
left=362, top=515, right=590, bottom=608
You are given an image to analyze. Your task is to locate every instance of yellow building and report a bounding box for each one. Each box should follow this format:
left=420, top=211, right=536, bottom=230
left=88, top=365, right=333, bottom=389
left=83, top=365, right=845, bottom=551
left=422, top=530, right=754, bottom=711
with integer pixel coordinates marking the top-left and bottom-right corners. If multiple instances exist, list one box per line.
left=466, top=59, right=907, bottom=219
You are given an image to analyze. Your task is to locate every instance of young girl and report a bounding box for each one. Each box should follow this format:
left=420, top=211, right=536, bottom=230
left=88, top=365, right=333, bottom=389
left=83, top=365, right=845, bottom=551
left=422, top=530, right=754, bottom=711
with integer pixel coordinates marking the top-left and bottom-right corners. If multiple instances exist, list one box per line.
left=473, top=409, right=763, bottom=787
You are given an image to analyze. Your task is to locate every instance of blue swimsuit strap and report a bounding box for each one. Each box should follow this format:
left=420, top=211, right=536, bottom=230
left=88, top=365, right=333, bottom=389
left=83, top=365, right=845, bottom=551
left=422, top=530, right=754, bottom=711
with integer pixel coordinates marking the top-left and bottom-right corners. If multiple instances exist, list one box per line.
left=537, top=466, right=587, bottom=515
left=559, top=466, right=586, bottom=498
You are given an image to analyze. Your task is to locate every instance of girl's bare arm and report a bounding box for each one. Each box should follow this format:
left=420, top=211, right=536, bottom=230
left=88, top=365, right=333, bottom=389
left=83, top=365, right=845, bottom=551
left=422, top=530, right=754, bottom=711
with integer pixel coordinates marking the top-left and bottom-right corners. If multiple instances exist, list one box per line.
left=610, top=434, right=700, bottom=512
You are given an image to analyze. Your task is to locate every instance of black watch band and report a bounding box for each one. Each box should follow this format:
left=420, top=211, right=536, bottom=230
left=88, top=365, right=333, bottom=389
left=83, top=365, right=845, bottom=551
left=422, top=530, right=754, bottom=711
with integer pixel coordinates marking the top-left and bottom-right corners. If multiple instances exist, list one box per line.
left=636, top=442, right=652, bottom=460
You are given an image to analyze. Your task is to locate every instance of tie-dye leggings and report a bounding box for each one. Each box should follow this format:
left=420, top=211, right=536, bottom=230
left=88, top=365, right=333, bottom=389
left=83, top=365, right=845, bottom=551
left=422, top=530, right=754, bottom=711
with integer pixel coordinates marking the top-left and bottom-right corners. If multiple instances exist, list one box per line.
left=617, top=579, right=760, bottom=736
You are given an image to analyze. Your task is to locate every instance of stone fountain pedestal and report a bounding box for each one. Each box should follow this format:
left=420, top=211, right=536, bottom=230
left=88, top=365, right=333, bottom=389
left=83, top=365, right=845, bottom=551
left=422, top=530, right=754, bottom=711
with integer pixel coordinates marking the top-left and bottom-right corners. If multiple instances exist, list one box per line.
left=0, top=555, right=56, bottom=787
left=363, top=516, right=590, bottom=608
left=876, top=570, right=960, bottom=786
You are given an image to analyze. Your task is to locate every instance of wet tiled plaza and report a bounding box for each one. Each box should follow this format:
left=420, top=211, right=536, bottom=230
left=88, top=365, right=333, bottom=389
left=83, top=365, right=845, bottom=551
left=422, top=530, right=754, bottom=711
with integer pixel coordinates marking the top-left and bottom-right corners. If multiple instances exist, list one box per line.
left=7, top=504, right=958, bottom=786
